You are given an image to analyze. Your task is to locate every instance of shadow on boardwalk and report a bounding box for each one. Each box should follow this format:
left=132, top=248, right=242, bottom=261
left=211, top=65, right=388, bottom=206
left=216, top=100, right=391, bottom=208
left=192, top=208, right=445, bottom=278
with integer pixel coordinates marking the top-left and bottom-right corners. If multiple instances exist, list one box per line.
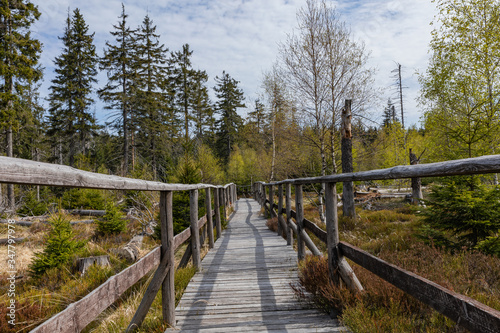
left=166, top=198, right=348, bottom=332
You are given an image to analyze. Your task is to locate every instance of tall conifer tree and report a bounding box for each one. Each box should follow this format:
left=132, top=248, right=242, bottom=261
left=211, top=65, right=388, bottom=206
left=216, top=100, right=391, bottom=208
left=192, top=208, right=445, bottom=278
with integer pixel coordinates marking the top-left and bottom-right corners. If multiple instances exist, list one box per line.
left=99, top=4, right=136, bottom=175
left=47, top=9, right=99, bottom=166
left=133, top=14, right=168, bottom=179
left=0, top=0, right=42, bottom=208
left=213, top=71, right=245, bottom=164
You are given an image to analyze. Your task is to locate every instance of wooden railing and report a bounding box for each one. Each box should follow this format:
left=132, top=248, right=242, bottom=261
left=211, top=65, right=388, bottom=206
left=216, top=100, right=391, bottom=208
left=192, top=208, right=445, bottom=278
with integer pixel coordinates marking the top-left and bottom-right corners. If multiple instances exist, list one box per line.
left=253, top=154, right=500, bottom=333
left=0, top=156, right=237, bottom=332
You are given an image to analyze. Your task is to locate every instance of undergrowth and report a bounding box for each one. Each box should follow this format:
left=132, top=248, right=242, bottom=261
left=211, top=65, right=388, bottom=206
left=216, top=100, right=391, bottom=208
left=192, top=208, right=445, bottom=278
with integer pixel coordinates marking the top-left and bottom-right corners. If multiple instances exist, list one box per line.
left=293, top=198, right=500, bottom=333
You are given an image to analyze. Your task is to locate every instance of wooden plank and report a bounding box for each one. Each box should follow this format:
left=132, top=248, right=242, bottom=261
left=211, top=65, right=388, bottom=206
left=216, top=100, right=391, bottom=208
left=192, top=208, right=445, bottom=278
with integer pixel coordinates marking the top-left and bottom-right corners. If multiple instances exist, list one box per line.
left=339, top=241, right=500, bottom=333
left=0, top=156, right=228, bottom=191
left=126, top=252, right=173, bottom=332
left=170, top=198, right=346, bottom=332
left=31, top=247, right=161, bottom=333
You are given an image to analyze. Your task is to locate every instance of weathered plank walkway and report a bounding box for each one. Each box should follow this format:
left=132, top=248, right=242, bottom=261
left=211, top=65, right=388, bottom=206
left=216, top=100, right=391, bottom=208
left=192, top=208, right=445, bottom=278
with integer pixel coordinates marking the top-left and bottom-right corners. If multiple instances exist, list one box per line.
left=166, top=198, right=348, bottom=332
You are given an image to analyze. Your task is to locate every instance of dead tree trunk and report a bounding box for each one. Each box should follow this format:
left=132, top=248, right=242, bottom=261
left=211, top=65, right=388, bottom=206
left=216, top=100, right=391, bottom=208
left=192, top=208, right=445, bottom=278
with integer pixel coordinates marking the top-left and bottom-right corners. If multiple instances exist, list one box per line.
left=409, top=148, right=423, bottom=205
left=341, top=100, right=356, bottom=219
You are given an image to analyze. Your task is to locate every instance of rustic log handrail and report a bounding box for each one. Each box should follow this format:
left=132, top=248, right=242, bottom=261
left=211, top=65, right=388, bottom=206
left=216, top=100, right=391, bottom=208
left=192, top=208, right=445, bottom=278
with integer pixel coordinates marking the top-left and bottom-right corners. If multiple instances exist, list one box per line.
left=253, top=154, right=500, bottom=333
left=0, top=156, right=236, bottom=332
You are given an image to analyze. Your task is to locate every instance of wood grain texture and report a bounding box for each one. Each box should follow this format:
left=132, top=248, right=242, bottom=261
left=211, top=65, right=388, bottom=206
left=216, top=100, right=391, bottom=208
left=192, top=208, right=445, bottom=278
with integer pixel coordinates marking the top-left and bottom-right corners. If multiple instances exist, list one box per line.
left=257, top=154, right=500, bottom=185
left=339, top=242, right=500, bottom=333
left=0, top=156, right=231, bottom=191
left=165, top=199, right=347, bottom=333
left=30, top=247, right=161, bottom=333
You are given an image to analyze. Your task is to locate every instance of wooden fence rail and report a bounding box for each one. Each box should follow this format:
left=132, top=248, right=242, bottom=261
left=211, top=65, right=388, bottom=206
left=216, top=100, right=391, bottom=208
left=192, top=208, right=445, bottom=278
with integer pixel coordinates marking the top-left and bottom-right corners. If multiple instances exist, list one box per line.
left=254, top=154, right=500, bottom=333
left=0, top=156, right=236, bottom=332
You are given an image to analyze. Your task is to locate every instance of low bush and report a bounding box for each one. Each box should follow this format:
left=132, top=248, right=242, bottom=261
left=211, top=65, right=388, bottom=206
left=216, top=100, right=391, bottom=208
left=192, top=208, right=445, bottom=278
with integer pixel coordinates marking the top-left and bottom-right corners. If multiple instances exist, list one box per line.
left=96, top=202, right=127, bottom=235
left=29, top=213, right=85, bottom=277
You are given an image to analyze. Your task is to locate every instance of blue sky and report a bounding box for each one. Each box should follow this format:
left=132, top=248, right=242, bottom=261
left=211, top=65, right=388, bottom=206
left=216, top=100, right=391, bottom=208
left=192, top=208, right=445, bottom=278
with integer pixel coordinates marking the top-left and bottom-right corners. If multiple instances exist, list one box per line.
left=32, top=0, right=437, bottom=127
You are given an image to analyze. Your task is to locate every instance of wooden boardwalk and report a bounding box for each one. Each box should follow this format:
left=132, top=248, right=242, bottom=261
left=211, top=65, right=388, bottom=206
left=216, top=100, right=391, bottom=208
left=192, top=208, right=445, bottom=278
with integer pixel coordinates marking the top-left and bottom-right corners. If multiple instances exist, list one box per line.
left=166, top=198, right=348, bottom=332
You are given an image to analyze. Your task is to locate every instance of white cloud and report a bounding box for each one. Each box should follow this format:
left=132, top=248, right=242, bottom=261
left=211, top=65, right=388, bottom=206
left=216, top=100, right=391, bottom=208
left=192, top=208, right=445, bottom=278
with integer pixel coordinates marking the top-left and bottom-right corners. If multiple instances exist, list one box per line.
left=32, top=0, right=436, bottom=127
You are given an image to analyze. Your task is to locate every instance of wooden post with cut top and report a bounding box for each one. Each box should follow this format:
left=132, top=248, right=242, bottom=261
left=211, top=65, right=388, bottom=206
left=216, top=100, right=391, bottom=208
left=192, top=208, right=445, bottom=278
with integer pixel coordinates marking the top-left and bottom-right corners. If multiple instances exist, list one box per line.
left=295, top=184, right=305, bottom=260
left=205, top=188, right=214, bottom=248
left=286, top=183, right=293, bottom=246
left=214, top=187, right=222, bottom=240
left=277, top=184, right=283, bottom=237
left=190, top=189, right=201, bottom=269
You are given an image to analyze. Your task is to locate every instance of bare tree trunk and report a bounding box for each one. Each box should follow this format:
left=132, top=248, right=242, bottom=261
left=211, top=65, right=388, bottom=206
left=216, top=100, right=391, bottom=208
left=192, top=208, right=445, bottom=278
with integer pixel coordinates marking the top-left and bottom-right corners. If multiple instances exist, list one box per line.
left=341, top=100, right=355, bottom=219
left=318, top=137, right=326, bottom=223
left=409, top=148, right=423, bottom=204
left=7, top=124, right=14, bottom=210
left=330, top=123, right=338, bottom=174
left=270, top=119, right=276, bottom=181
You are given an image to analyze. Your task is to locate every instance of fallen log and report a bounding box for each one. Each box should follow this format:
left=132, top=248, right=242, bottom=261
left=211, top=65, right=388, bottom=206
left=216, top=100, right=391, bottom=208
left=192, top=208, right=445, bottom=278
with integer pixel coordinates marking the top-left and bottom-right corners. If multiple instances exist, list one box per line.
left=114, top=235, right=144, bottom=263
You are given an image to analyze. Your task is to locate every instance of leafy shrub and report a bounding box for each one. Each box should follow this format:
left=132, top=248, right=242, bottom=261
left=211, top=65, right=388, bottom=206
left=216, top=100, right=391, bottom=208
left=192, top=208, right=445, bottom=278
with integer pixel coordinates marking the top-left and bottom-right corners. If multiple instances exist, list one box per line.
left=421, top=182, right=500, bottom=254
left=61, top=188, right=106, bottom=210
left=29, top=213, right=85, bottom=277
left=96, top=202, right=127, bottom=235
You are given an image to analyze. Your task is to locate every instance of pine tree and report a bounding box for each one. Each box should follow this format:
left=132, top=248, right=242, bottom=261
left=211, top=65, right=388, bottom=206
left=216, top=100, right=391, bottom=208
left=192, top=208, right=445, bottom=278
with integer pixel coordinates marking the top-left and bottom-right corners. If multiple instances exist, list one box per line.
left=0, top=0, right=42, bottom=208
left=47, top=9, right=99, bottom=166
left=133, top=15, right=168, bottom=179
left=99, top=4, right=136, bottom=175
left=213, top=71, right=245, bottom=164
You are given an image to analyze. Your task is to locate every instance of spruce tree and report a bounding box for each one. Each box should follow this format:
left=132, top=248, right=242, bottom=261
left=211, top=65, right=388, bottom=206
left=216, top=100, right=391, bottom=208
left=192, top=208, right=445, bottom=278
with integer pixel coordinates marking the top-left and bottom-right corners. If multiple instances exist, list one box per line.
left=213, top=71, right=245, bottom=164
left=133, top=15, right=168, bottom=179
left=0, top=0, right=42, bottom=208
left=99, top=4, right=136, bottom=175
left=47, top=9, right=99, bottom=166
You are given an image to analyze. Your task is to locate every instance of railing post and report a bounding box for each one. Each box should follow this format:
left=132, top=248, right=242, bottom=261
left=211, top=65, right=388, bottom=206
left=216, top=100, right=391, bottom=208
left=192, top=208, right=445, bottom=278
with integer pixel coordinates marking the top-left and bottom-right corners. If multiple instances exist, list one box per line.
left=295, top=184, right=305, bottom=260
left=277, top=184, right=283, bottom=237
left=206, top=188, right=214, bottom=248
left=325, top=181, right=363, bottom=292
left=190, top=189, right=201, bottom=269
left=221, top=187, right=227, bottom=222
left=268, top=184, right=274, bottom=218
left=286, top=183, right=293, bottom=246
left=160, top=191, right=175, bottom=326
left=324, top=182, right=340, bottom=285
left=214, top=187, right=221, bottom=240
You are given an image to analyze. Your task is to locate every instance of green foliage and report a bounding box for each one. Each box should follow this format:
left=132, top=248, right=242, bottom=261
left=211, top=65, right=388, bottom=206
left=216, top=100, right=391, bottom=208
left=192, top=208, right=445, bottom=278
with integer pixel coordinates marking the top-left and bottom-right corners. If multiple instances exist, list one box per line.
left=61, top=188, right=106, bottom=210
left=96, top=202, right=127, bottom=235
left=29, top=213, right=85, bottom=277
left=214, top=71, right=245, bottom=164
left=46, top=9, right=99, bottom=166
left=18, top=188, right=49, bottom=216
left=420, top=0, right=500, bottom=160
left=421, top=182, right=500, bottom=253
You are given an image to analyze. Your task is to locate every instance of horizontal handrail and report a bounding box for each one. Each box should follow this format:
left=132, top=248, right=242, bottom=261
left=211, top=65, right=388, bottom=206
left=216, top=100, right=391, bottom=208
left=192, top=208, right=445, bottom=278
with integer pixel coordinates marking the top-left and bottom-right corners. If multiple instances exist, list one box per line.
left=257, top=154, right=500, bottom=185
left=253, top=155, right=500, bottom=333
left=0, top=156, right=233, bottom=191
left=30, top=212, right=212, bottom=333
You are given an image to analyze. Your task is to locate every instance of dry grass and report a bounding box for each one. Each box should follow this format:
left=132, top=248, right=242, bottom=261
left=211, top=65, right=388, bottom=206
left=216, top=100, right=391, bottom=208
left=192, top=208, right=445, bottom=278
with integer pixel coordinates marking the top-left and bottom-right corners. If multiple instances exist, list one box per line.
left=293, top=198, right=500, bottom=333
